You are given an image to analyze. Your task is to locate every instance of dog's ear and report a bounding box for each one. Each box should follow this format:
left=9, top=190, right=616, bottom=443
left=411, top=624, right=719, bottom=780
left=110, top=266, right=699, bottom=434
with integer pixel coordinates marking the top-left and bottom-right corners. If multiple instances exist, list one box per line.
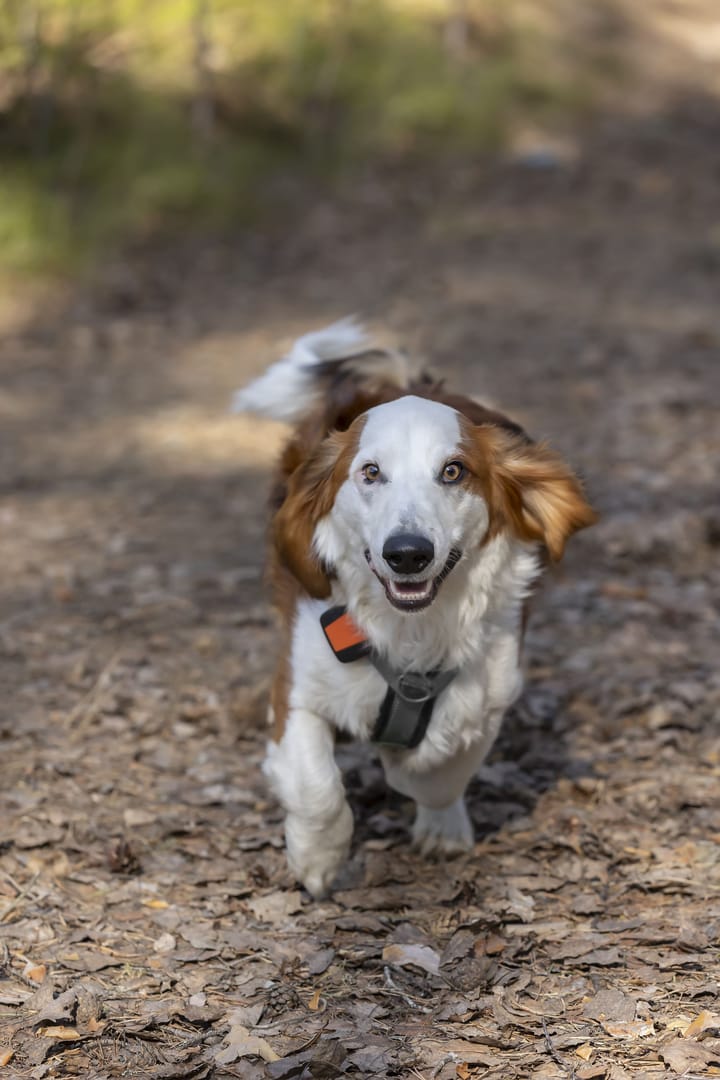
left=480, top=427, right=597, bottom=561
left=272, top=428, right=358, bottom=597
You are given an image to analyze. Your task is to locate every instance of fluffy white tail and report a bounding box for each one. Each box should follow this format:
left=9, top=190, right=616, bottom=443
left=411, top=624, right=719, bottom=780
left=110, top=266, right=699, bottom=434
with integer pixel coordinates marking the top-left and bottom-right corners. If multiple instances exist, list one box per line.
left=231, top=318, right=371, bottom=424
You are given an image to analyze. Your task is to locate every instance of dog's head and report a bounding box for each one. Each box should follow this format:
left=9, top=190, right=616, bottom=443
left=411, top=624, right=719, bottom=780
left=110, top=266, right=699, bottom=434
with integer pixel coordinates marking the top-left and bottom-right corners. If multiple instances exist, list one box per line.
left=274, top=395, right=596, bottom=611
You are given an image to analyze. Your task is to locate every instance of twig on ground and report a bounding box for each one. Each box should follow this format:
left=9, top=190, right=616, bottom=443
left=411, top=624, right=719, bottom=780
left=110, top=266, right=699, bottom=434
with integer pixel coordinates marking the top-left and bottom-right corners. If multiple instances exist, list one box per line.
left=68, top=651, right=123, bottom=731
left=383, top=966, right=432, bottom=1013
left=0, top=872, right=41, bottom=923
left=542, top=1016, right=575, bottom=1079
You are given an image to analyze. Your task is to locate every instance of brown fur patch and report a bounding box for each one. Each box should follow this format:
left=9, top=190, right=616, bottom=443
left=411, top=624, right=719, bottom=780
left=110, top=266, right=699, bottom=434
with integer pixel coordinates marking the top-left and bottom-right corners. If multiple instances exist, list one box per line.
left=458, top=415, right=597, bottom=560
left=271, top=419, right=364, bottom=599
left=267, top=558, right=301, bottom=741
left=268, top=418, right=364, bottom=739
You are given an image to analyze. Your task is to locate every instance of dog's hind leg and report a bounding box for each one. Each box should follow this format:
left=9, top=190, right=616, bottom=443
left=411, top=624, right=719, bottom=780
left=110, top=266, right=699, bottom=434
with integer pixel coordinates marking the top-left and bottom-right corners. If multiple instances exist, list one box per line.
left=411, top=799, right=474, bottom=857
left=380, top=734, right=496, bottom=858
left=264, top=709, right=353, bottom=898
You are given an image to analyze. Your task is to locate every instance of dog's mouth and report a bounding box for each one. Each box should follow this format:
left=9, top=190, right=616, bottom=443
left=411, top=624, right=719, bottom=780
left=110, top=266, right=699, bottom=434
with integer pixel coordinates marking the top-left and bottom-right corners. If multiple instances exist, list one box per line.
left=365, top=549, right=462, bottom=613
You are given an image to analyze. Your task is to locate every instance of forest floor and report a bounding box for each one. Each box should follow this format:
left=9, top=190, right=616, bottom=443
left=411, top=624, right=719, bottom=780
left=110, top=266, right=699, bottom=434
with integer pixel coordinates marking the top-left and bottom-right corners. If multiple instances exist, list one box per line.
left=1, top=103, right=719, bottom=1079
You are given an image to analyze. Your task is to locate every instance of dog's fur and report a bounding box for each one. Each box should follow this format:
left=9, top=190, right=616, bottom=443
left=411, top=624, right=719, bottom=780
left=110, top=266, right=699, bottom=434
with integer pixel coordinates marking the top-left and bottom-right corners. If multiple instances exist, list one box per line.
left=234, top=321, right=596, bottom=897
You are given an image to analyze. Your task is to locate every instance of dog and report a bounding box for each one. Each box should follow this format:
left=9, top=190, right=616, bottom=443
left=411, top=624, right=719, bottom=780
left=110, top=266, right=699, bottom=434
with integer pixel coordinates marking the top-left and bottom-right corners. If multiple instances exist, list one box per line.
left=234, top=320, right=596, bottom=897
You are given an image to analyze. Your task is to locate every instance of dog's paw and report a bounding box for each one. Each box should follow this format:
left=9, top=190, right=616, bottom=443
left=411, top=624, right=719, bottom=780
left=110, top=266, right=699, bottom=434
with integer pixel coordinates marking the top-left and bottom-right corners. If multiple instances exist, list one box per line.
left=412, top=799, right=474, bottom=858
left=298, top=864, right=339, bottom=900
left=285, top=803, right=353, bottom=899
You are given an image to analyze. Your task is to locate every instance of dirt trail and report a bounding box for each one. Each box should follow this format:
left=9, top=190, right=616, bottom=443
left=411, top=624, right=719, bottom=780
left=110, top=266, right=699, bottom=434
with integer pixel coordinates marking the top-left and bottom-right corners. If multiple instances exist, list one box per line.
left=1, top=108, right=719, bottom=1078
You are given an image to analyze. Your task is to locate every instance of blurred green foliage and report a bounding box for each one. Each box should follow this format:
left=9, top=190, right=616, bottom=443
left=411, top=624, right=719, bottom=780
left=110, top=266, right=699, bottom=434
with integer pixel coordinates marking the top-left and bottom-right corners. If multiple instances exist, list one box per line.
left=0, top=0, right=592, bottom=273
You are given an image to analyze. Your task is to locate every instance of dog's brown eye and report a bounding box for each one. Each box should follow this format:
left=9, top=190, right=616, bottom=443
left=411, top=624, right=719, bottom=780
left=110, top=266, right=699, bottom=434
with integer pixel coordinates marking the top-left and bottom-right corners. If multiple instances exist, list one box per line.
left=441, top=461, right=464, bottom=484
left=361, top=463, right=380, bottom=483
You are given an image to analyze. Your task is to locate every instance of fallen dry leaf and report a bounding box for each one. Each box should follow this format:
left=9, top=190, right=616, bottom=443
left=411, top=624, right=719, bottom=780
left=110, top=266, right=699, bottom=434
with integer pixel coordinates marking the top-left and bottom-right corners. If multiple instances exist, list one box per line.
left=504, top=886, right=535, bottom=922
left=25, top=984, right=78, bottom=1025
left=577, top=1065, right=607, bottom=1080
left=123, top=807, right=156, bottom=827
left=246, top=890, right=303, bottom=923
left=602, top=1019, right=654, bottom=1039
left=346, top=1043, right=390, bottom=1073
left=382, top=942, right=440, bottom=975
left=576, top=1044, right=594, bottom=1061
left=583, top=988, right=636, bottom=1023
left=22, top=961, right=47, bottom=983
left=153, top=932, right=176, bottom=953
left=225, top=1005, right=264, bottom=1029
left=12, top=822, right=64, bottom=850
left=666, top=1016, right=693, bottom=1031
left=0, top=1050, right=14, bottom=1067
left=215, top=1024, right=279, bottom=1065
left=418, top=1039, right=499, bottom=1067
left=684, top=1010, right=720, bottom=1037
left=306, top=946, right=335, bottom=975
left=60, top=951, right=125, bottom=973
left=660, top=1038, right=720, bottom=1073
left=480, top=932, right=506, bottom=956
left=605, top=1066, right=632, bottom=1080
left=36, top=1026, right=80, bottom=1040
left=266, top=1038, right=346, bottom=1078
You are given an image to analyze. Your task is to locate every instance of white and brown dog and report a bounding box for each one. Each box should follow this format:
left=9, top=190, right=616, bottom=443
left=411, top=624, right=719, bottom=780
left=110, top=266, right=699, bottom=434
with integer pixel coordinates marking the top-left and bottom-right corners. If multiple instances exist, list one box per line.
left=234, top=321, right=595, bottom=897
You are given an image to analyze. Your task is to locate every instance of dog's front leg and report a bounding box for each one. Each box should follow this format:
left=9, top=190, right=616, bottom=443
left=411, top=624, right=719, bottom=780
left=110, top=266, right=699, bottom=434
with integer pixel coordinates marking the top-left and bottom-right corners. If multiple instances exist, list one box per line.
left=264, top=709, right=352, bottom=898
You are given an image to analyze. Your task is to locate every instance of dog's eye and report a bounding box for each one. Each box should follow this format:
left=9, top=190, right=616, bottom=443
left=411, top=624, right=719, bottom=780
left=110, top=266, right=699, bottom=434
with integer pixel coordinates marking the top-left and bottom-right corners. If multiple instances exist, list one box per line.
left=361, top=462, right=380, bottom=484
left=441, top=461, right=464, bottom=484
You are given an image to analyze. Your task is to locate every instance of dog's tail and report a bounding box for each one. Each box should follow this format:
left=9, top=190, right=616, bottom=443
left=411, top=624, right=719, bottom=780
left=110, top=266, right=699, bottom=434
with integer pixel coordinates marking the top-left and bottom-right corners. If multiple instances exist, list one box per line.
left=232, top=318, right=412, bottom=425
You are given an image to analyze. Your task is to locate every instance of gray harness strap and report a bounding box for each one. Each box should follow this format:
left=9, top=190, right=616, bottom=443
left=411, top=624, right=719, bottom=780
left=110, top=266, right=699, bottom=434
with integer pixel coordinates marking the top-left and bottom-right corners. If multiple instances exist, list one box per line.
left=320, top=605, right=458, bottom=750
left=368, top=654, right=458, bottom=750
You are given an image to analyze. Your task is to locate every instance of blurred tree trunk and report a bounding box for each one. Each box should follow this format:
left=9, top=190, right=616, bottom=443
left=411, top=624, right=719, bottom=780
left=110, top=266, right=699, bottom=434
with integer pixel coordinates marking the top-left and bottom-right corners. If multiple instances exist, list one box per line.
left=445, top=0, right=470, bottom=61
left=18, top=0, right=42, bottom=98
left=191, top=0, right=216, bottom=143
left=10, top=0, right=53, bottom=155
left=315, top=0, right=352, bottom=143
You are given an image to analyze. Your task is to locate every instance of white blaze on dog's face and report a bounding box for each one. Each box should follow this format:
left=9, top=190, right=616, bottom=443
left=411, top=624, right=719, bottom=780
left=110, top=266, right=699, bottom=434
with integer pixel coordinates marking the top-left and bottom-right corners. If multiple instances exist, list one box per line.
left=322, top=397, right=490, bottom=612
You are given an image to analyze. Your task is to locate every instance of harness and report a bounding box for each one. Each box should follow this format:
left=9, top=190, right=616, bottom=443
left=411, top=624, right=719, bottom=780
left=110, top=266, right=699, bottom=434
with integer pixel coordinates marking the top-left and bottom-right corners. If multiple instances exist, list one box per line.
left=320, top=605, right=458, bottom=750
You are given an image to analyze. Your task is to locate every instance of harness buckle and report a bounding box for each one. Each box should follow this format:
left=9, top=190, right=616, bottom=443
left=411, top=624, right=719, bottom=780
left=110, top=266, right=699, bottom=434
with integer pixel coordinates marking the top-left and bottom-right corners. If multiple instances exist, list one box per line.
left=395, top=672, right=436, bottom=704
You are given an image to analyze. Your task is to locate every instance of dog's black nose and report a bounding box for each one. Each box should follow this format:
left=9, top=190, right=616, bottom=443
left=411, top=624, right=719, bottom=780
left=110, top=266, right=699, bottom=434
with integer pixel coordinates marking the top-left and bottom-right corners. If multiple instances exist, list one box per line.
left=382, top=533, right=435, bottom=575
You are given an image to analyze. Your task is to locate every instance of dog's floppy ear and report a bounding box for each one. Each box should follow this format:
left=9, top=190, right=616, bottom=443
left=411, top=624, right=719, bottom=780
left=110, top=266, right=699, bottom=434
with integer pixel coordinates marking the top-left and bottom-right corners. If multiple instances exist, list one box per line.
left=272, top=427, right=358, bottom=597
left=480, top=427, right=597, bottom=561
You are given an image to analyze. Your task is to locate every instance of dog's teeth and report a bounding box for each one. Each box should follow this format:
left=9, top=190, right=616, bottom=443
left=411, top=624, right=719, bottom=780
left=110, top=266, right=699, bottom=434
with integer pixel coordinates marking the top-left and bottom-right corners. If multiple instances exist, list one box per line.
left=389, top=580, right=431, bottom=598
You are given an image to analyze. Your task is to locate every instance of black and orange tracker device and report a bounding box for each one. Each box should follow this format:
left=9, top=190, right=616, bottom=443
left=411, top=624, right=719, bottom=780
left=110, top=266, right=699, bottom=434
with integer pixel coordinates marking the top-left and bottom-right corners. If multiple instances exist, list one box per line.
left=320, top=606, right=371, bottom=664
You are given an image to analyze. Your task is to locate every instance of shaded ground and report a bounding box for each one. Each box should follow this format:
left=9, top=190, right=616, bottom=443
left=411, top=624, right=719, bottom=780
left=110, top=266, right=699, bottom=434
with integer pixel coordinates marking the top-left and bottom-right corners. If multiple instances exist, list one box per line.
left=1, top=105, right=720, bottom=1078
